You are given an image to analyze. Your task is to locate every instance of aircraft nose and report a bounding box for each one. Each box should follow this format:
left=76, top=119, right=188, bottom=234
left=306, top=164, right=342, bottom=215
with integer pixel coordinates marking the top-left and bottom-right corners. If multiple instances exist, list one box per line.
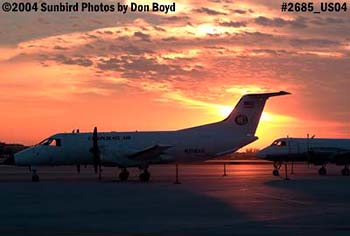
left=14, top=152, right=23, bottom=165
left=14, top=149, right=32, bottom=166
left=256, top=150, right=266, bottom=159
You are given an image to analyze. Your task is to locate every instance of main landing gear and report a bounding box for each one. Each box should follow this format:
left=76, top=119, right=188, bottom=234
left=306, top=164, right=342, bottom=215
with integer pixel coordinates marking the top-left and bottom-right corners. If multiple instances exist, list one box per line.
left=318, top=165, right=327, bottom=176
left=119, top=168, right=129, bottom=181
left=139, top=169, right=150, bottom=182
left=118, top=167, right=151, bottom=182
left=341, top=164, right=350, bottom=176
left=318, top=164, right=350, bottom=176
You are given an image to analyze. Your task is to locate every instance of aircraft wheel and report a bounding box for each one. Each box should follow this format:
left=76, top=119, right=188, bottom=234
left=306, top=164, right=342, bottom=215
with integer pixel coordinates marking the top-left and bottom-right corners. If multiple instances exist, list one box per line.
left=318, top=167, right=327, bottom=176
left=139, top=171, right=150, bottom=182
left=341, top=168, right=350, bottom=176
left=272, top=170, right=279, bottom=176
left=32, top=174, right=40, bottom=182
left=119, top=170, right=129, bottom=181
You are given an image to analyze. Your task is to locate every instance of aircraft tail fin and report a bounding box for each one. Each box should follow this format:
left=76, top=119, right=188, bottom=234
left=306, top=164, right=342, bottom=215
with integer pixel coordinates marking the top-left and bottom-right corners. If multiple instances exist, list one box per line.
left=223, top=91, right=290, bottom=136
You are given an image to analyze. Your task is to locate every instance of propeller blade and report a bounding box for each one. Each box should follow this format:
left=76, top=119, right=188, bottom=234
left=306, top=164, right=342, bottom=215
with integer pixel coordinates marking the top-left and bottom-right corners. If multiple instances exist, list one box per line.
left=90, top=127, right=102, bottom=180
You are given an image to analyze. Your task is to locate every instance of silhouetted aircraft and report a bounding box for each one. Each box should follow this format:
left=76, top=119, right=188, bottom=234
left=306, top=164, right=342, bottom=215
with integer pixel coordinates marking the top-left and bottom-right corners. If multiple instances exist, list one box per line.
left=257, top=137, right=350, bottom=177
left=6, top=91, right=290, bottom=182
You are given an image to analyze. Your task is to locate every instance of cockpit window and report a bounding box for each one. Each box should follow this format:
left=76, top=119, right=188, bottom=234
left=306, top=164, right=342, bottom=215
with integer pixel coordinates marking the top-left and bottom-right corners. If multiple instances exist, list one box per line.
left=55, top=139, right=61, bottom=146
left=271, top=140, right=287, bottom=147
left=38, top=138, right=61, bottom=147
left=49, top=139, right=61, bottom=147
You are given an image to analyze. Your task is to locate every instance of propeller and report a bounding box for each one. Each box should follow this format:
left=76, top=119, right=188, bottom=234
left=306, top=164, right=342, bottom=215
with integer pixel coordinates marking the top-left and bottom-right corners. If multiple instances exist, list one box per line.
left=306, top=133, right=316, bottom=165
left=90, top=127, right=102, bottom=180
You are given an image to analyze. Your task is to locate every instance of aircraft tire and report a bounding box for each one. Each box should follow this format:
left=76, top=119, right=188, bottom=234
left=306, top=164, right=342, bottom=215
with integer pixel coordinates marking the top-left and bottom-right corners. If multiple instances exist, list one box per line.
left=32, top=174, right=40, bottom=182
left=119, top=171, right=129, bottom=181
left=318, top=167, right=327, bottom=176
left=139, top=171, right=150, bottom=182
left=272, top=170, right=279, bottom=176
left=341, top=168, right=350, bottom=176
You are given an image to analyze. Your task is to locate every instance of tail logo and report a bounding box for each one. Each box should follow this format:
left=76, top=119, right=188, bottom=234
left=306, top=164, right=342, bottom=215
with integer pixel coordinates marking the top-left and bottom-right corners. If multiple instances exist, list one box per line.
left=235, top=114, right=248, bottom=125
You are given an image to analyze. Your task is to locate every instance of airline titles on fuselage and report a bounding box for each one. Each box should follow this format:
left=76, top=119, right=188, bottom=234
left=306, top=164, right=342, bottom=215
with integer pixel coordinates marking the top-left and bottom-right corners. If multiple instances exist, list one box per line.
left=88, top=135, right=131, bottom=141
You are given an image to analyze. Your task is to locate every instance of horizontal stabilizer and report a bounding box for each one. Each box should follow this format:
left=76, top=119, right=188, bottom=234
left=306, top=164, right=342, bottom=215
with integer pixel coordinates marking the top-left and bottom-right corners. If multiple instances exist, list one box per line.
left=246, top=91, right=290, bottom=98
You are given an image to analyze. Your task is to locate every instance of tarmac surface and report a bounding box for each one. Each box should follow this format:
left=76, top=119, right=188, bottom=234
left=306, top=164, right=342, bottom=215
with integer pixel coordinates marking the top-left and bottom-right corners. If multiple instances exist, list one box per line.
left=0, top=163, right=350, bottom=236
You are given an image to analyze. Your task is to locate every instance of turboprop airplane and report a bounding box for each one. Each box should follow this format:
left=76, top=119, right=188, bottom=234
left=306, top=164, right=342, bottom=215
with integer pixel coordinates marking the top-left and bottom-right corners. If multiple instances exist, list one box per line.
left=257, top=137, right=350, bottom=177
left=5, top=91, right=290, bottom=182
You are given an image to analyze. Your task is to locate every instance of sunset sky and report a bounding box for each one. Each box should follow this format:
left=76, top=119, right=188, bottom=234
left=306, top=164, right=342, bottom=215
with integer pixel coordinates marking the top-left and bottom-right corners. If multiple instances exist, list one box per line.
left=0, top=0, right=349, bottom=149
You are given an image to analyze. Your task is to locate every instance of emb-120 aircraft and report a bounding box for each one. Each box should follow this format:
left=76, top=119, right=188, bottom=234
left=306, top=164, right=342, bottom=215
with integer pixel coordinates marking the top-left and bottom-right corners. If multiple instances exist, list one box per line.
left=5, top=91, right=290, bottom=182
left=257, top=137, right=350, bottom=176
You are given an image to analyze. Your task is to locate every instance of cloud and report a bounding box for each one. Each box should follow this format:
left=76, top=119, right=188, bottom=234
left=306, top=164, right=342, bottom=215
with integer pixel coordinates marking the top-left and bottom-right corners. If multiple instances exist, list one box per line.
left=194, top=7, right=227, bottom=15
left=53, top=46, right=69, bottom=50
left=231, top=9, right=247, bottom=14
left=219, top=21, right=247, bottom=27
left=289, top=38, right=339, bottom=48
left=161, top=37, right=178, bottom=42
left=161, top=15, right=191, bottom=23
left=97, top=55, right=203, bottom=80
left=54, top=54, right=93, bottom=67
left=134, top=31, right=151, bottom=42
left=255, top=16, right=307, bottom=28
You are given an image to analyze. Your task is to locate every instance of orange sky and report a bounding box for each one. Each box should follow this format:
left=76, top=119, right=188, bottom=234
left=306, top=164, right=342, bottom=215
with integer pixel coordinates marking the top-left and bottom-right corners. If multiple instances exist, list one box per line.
left=0, top=0, right=349, bottom=149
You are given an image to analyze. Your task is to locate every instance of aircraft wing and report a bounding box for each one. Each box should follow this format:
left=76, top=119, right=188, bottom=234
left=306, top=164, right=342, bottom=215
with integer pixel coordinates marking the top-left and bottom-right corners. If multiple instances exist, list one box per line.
left=128, top=145, right=172, bottom=161
left=311, top=147, right=349, bottom=153
left=308, top=147, right=350, bottom=164
left=310, top=147, right=350, bottom=158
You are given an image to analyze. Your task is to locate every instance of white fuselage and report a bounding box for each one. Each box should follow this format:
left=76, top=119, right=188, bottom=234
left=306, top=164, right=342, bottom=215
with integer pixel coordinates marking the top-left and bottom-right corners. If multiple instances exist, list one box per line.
left=15, top=123, right=256, bottom=167
left=257, top=138, right=350, bottom=163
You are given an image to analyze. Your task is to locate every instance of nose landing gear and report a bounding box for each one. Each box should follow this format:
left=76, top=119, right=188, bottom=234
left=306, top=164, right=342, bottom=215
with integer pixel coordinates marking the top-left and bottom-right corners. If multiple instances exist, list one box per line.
left=31, top=169, right=39, bottom=182
left=341, top=164, right=350, bottom=176
left=272, top=161, right=282, bottom=176
left=318, top=165, right=327, bottom=176
left=119, top=168, right=129, bottom=181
